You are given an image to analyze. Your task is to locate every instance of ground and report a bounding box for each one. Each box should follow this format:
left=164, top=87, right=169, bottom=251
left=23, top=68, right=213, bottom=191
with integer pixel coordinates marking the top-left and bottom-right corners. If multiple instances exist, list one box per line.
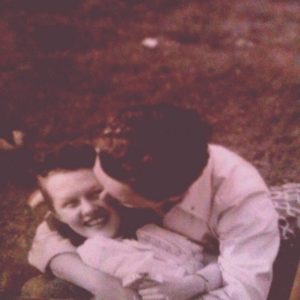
left=0, top=0, right=299, bottom=299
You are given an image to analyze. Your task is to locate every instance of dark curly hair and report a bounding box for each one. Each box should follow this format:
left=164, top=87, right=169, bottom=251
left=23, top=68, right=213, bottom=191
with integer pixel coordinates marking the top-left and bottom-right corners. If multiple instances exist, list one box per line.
left=98, top=103, right=211, bottom=201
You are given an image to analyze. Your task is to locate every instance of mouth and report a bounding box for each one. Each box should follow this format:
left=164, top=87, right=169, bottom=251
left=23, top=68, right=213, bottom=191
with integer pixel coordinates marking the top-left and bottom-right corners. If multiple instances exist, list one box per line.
left=83, top=210, right=109, bottom=228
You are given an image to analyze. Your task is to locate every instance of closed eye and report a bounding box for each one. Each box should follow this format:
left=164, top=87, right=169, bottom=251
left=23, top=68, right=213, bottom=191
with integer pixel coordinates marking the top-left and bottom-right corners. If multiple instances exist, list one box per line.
left=63, top=198, right=79, bottom=208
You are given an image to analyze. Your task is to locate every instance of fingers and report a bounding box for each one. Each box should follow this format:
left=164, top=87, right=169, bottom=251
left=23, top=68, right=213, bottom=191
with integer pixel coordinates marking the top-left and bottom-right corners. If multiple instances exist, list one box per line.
left=138, top=279, right=160, bottom=289
left=139, top=287, right=160, bottom=296
left=138, top=280, right=170, bottom=300
left=140, top=296, right=166, bottom=300
left=139, top=293, right=166, bottom=300
left=138, top=287, right=166, bottom=300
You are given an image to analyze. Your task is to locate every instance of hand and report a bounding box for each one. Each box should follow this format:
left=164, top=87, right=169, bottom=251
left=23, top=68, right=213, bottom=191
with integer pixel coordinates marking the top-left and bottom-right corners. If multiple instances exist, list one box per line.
left=91, top=288, right=141, bottom=300
left=138, top=275, right=206, bottom=300
left=93, top=285, right=140, bottom=300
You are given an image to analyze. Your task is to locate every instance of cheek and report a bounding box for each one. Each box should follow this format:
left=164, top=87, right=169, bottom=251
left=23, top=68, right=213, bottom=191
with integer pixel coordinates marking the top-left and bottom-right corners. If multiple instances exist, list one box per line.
left=55, top=208, right=79, bottom=224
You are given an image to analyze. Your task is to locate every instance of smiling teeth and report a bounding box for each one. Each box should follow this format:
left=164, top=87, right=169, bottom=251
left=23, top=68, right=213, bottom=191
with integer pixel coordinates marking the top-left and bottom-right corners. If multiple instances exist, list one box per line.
left=84, top=217, right=106, bottom=227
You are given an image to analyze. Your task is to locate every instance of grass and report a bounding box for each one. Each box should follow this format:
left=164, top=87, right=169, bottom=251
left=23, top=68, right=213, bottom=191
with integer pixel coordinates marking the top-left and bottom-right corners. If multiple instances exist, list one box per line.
left=0, top=0, right=300, bottom=298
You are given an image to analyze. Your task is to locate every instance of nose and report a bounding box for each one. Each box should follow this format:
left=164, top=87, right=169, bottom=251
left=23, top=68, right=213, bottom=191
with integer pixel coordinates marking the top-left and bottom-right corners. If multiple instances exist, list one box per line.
left=80, top=198, right=96, bottom=215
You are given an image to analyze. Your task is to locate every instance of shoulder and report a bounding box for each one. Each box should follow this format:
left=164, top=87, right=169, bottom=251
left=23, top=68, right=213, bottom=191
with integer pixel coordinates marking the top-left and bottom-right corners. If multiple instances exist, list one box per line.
left=208, top=144, right=265, bottom=184
left=208, top=144, right=268, bottom=205
left=209, top=144, right=252, bottom=173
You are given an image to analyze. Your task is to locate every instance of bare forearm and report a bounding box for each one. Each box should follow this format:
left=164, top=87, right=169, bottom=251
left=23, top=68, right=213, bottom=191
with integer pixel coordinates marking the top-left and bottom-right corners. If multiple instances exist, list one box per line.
left=49, top=253, right=118, bottom=295
left=49, top=253, right=139, bottom=299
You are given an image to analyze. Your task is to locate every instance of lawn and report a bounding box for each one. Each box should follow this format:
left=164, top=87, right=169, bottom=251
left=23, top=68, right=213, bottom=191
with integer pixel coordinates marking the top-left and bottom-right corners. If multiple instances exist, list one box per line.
left=0, top=0, right=299, bottom=298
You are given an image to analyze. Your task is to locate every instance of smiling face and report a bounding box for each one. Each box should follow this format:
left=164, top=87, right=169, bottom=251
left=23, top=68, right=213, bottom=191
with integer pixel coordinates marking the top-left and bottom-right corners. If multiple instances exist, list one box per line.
left=40, top=169, right=120, bottom=239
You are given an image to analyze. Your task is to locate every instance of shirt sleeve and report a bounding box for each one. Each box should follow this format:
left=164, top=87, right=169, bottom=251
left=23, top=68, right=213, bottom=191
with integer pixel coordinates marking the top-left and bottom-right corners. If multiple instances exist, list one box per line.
left=195, top=261, right=223, bottom=294
left=199, top=164, right=280, bottom=299
left=28, top=220, right=76, bottom=273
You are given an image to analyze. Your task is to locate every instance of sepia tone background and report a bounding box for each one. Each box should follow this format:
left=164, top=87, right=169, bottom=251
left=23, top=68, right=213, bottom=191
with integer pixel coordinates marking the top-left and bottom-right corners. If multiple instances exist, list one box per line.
left=0, top=0, right=299, bottom=298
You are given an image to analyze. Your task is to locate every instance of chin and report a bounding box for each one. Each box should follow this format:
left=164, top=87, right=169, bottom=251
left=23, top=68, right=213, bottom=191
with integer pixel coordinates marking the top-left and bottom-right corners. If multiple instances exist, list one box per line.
left=99, top=229, right=118, bottom=239
left=84, top=227, right=115, bottom=239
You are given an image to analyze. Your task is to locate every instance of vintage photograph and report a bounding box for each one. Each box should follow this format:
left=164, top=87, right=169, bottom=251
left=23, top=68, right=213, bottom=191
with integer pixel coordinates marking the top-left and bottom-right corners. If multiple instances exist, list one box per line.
left=0, top=1, right=299, bottom=299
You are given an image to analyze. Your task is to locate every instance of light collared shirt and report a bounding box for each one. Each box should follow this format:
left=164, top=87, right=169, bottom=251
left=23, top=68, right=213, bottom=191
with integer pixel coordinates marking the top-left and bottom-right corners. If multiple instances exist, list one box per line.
left=77, top=224, right=207, bottom=287
left=163, top=144, right=280, bottom=299
left=28, top=144, right=279, bottom=299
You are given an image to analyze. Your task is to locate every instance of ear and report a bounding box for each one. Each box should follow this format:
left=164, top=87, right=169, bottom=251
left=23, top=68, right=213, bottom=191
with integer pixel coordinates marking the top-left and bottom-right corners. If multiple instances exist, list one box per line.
left=37, top=175, right=50, bottom=195
left=36, top=175, right=55, bottom=211
left=27, top=189, right=45, bottom=209
left=37, top=175, right=48, bottom=199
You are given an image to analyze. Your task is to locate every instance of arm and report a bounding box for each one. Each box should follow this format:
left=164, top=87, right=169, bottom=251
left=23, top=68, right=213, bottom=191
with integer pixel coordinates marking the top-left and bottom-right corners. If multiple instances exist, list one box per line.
left=50, top=252, right=139, bottom=299
left=200, top=179, right=280, bottom=299
left=28, top=220, right=77, bottom=272
left=136, top=225, right=223, bottom=299
left=138, top=275, right=206, bottom=300
left=29, top=220, right=139, bottom=299
left=138, top=262, right=222, bottom=300
left=155, top=146, right=279, bottom=299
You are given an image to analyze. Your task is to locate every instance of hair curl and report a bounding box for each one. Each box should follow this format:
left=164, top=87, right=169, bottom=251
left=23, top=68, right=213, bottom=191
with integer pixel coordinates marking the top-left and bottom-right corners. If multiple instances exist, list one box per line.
left=99, top=103, right=211, bottom=201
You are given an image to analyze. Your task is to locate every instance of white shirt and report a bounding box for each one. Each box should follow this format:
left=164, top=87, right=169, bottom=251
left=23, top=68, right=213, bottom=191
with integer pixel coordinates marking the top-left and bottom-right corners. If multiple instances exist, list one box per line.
left=28, top=144, right=279, bottom=299
left=162, top=145, right=280, bottom=299
left=77, top=224, right=206, bottom=287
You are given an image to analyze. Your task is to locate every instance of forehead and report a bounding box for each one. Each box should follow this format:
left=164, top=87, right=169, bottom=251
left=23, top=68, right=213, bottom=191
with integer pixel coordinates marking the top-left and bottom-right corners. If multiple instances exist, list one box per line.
left=42, top=169, right=101, bottom=201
